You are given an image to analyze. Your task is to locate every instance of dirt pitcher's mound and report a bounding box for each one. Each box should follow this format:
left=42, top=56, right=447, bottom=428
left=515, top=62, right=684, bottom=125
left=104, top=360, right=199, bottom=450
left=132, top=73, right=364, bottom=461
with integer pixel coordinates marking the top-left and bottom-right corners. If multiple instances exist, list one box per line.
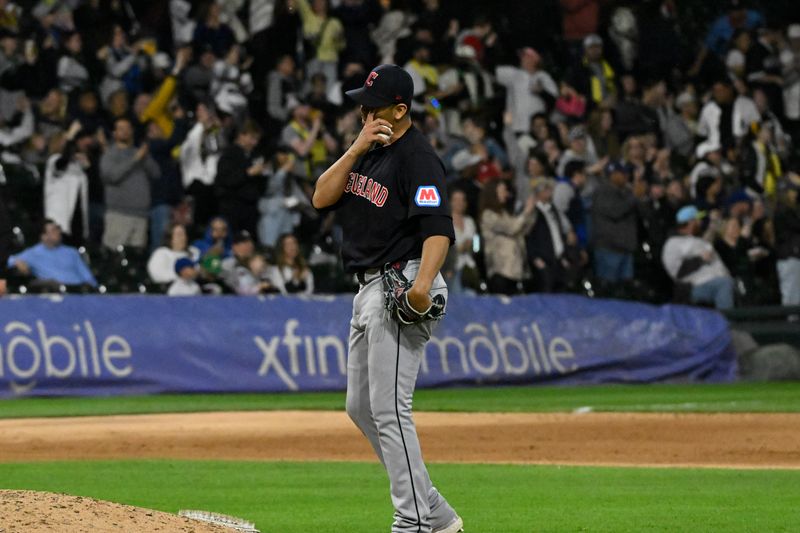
left=0, top=490, right=234, bottom=533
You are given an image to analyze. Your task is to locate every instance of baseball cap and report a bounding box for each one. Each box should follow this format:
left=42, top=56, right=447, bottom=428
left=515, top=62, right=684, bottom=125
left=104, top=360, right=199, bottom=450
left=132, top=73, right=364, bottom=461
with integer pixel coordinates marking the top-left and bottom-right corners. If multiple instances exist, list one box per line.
left=345, top=64, right=414, bottom=108
left=605, top=160, right=631, bottom=176
left=568, top=125, right=587, bottom=141
left=0, top=28, right=18, bottom=40
left=232, top=230, right=254, bottom=244
left=725, top=189, right=753, bottom=207
left=676, top=205, right=705, bottom=224
left=455, top=44, right=478, bottom=59
left=583, top=34, right=603, bottom=49
left=675, top=91, right=696, bottom=109
left=174, top=257, right=196, bottom=275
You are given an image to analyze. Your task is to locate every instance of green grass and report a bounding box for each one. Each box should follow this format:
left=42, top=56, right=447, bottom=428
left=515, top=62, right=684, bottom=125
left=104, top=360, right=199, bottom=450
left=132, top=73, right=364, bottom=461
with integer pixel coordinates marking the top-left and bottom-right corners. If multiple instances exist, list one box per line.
left=0, top=460, right=798, bottom=532
left=2, top=382, right=800, bottom=419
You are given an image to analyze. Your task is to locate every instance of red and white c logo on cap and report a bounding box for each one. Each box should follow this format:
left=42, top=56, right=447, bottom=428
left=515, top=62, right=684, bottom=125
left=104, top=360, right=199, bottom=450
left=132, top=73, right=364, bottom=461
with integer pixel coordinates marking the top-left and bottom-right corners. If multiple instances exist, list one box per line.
left=366, top=71, right=379, bottom=87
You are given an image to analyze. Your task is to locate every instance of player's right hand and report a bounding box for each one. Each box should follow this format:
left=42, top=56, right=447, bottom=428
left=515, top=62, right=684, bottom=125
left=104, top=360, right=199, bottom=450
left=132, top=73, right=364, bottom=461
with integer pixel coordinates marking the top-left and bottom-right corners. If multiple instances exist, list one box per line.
left=348, top=112, right=393, bottom=156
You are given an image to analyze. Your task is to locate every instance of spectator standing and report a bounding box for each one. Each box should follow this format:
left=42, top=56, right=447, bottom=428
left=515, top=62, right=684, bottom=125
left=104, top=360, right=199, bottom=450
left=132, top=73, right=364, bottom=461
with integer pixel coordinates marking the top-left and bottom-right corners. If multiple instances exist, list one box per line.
left=183, top=45, right=216, bottom=104
left=460, top=115, right=508, bottom=180
left=438, top=44, right=494, bottom=135
left=571, top=34, right=617, bottom=110
left=258, top=148, right=303, bottom=248
left=446, top=188, right=477, bottom=294
left=495, top=47, right=558, bottom=135
left=746, top=26, right=784, bottom=118
left=738, top=123, right=779, bottom=200
left=592, top=161, right=638, bottom=284
left=147, top=223, right=199, bottom=284
left=265, top=54, right=301, bottom=124
left=215, top=119, right=264, bottom=236
left=781, top=24, right=800, bottom=144
left=557, top=125, right=605, bottom=184
left=663, top=91, right=699, bottom=160
left=98, top=25, right=142, bottom=104
left=147, top=116, right=188, bottom=252
left=774, top=178, right=800, bottom=306
left=697, top=78, right=759, bottom=149
left=7, top=219, right=97, bottom=288
left=210, top=44, right=254, bottom=118
left=192, top=2, right=235, bottom=57
left=297, top=0, right=345, bottom=90
left=180, top=102, right=224, bottom=229
left=479, top=179, right=536, bottom=295
left=526, top=177, right=582, bottom=293
left=44, top=123, right=92, bottom=246
left=587, top=106, right=620, bottom=160
left=100, top=117, right=161, bottom=250
left=35, top=89, right=69, bottom=140
left=268, top=233, right=314, bottom=295
left=57, top=31, right=90, bottom=96
left=403, top=42, right=438, bottom=113
left=689, top=141, right=724, bottom=199
left=689, top=0, right=764, bottom=78
left=727, top=29, right=753, bottom=79
left=280, top=98, right=337, bottom=182
left=662, top=206, right=735, bottom=310
left=554, top=160, right=588, bottom=247
left=0, top=95, right=33, bottom=154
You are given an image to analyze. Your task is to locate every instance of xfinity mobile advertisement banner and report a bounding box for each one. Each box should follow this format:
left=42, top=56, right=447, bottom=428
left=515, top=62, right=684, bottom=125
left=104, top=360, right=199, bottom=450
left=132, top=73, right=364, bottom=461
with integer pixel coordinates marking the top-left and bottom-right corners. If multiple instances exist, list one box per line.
left=0, top=294, right=736, bottom=398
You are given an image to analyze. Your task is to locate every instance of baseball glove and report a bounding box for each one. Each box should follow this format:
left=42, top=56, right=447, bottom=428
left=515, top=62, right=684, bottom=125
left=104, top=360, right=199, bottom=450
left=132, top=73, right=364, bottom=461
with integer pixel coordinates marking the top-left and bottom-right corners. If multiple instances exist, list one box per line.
left=382, top=262, right=446, bottom=325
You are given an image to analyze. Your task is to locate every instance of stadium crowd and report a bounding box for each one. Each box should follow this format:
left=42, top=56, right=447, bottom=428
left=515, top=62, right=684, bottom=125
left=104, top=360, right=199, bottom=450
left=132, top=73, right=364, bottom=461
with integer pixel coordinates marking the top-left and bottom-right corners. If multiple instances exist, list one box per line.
left=0, top=0, right=798, bottom=309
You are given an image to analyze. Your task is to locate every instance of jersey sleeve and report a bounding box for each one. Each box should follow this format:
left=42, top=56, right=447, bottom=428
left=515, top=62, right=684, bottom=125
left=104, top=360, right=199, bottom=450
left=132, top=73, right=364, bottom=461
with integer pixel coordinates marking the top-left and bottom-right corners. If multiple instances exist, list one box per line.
left=403, top=151, right=450, bottom=219
left=402, top=150, right=454, bottom=242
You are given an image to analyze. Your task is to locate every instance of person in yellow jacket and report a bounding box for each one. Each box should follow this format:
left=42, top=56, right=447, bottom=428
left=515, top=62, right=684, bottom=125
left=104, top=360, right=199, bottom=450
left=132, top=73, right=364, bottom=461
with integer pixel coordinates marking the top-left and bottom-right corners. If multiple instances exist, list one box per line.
left=279, top=97, right=338, bottom=184
left=296, top=0, right=345, bottom=90
left=138, top=47, right=191, bottom=139
left=571, top=34, right=617, bottom=109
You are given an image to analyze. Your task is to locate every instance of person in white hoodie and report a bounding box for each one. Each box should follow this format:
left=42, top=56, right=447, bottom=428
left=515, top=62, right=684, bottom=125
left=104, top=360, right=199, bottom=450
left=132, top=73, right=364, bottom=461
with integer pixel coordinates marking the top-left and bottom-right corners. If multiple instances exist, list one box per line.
left=180, top=101, right=224, bottom=226
left=43, top=122, right=92, bottom=246
left=495, top=47, right=558, bottom=135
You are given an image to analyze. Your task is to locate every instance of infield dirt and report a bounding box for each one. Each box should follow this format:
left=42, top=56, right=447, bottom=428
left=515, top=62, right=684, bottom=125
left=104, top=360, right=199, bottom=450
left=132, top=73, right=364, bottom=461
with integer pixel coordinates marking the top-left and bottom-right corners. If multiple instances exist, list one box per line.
left=1, top=410, right=799, bottom=469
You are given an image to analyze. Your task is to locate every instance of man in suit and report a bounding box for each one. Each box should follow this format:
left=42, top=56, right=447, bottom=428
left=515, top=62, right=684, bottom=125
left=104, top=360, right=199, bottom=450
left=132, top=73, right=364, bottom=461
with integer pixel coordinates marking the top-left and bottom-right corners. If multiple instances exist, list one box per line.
left=525, top=177, right=584, bottom=293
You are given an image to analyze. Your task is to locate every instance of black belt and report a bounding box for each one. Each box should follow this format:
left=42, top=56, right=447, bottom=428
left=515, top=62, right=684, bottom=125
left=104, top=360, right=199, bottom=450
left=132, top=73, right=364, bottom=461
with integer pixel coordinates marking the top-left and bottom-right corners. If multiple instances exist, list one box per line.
left=355, top=260, right=409, bottom=286
left=356, top=266, right=383, bottom=286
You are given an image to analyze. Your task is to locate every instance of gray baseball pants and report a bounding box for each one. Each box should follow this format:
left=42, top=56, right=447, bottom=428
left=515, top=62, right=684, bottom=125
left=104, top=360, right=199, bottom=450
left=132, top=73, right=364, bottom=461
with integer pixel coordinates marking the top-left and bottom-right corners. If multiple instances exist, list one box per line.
left=346, top=259, right=457, bottom=533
